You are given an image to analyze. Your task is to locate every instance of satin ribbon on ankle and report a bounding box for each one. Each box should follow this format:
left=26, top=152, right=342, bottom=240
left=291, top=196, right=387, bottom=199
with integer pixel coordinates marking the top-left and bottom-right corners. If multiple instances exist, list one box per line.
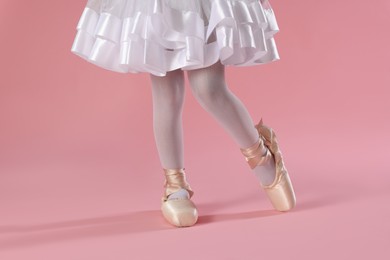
left=162, top=168, right=194, bottom=202
left=240, top=137, right=271, bottom=169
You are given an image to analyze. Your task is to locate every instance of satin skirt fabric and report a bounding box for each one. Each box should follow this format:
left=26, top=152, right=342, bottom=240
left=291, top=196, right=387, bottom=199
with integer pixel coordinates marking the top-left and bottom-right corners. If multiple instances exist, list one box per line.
left=70, top=0, right=281, bottom=76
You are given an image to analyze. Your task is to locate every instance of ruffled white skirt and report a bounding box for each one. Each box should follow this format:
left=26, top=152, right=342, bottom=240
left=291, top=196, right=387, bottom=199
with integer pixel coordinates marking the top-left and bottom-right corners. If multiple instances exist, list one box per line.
left=71, top=0, right=281, bottom=76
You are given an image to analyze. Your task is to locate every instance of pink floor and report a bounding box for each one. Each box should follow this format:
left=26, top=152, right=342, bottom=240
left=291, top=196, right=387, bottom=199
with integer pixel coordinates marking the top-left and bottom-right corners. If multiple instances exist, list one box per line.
left=1, top=0, right=390, bottom=259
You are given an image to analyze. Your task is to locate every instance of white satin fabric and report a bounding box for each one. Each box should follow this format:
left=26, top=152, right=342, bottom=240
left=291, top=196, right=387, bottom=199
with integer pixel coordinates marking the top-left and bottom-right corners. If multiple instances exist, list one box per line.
left=71, top=0, right=281, bottom=76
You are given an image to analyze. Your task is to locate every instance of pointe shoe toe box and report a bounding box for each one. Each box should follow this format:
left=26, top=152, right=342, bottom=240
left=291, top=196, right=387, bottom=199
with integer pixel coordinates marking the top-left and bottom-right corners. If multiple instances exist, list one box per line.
left=161, top=199, right=199, bottom=227
left=263, top=172, right=296, bottom=211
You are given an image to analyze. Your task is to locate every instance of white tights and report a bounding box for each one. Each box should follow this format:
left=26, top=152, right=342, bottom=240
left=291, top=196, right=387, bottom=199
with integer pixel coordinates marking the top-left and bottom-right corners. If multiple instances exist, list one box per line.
left=149, top=61, right=276, bottom=199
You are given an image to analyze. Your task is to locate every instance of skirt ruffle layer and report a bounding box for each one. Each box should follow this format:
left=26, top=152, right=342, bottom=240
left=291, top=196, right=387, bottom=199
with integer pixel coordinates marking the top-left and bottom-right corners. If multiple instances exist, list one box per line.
left=71, top=0, right=281, bottom=76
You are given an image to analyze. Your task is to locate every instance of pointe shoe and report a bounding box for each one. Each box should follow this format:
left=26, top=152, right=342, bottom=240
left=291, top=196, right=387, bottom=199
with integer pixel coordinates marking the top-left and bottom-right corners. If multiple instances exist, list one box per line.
left=161, top=168, right=199, bottom=227
left=240, top=118, right=296, bottom=211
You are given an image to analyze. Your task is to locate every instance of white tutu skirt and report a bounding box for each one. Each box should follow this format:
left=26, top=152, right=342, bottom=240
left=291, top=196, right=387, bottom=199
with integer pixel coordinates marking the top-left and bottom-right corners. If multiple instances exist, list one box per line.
left=71, top=0, right=281, bottom=76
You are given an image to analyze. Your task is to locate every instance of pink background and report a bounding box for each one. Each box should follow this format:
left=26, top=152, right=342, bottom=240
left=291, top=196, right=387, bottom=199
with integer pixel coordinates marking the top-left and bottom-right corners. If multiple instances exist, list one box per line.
left=1, top=0, right=389, bottom=259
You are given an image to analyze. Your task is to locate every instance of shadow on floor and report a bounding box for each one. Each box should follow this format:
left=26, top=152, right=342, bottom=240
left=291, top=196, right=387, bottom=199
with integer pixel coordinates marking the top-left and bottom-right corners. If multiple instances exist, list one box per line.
left=0, top=187, right=353, bottom=250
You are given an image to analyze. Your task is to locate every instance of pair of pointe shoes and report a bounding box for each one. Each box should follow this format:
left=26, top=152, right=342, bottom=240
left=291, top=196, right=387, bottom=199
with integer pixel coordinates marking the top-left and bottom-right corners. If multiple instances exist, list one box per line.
left=160, top=118, right=296, bottom=227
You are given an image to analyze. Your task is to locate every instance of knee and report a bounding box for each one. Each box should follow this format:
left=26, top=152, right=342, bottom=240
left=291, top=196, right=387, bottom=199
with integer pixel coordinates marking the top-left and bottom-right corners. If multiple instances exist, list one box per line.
left=187, top=61, right=227, bottom=109
left=155, top=87, right=185, bottom=115
left=190, top=80, right=228, bottom=109
left=150, top=72, right=185, bottom=112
